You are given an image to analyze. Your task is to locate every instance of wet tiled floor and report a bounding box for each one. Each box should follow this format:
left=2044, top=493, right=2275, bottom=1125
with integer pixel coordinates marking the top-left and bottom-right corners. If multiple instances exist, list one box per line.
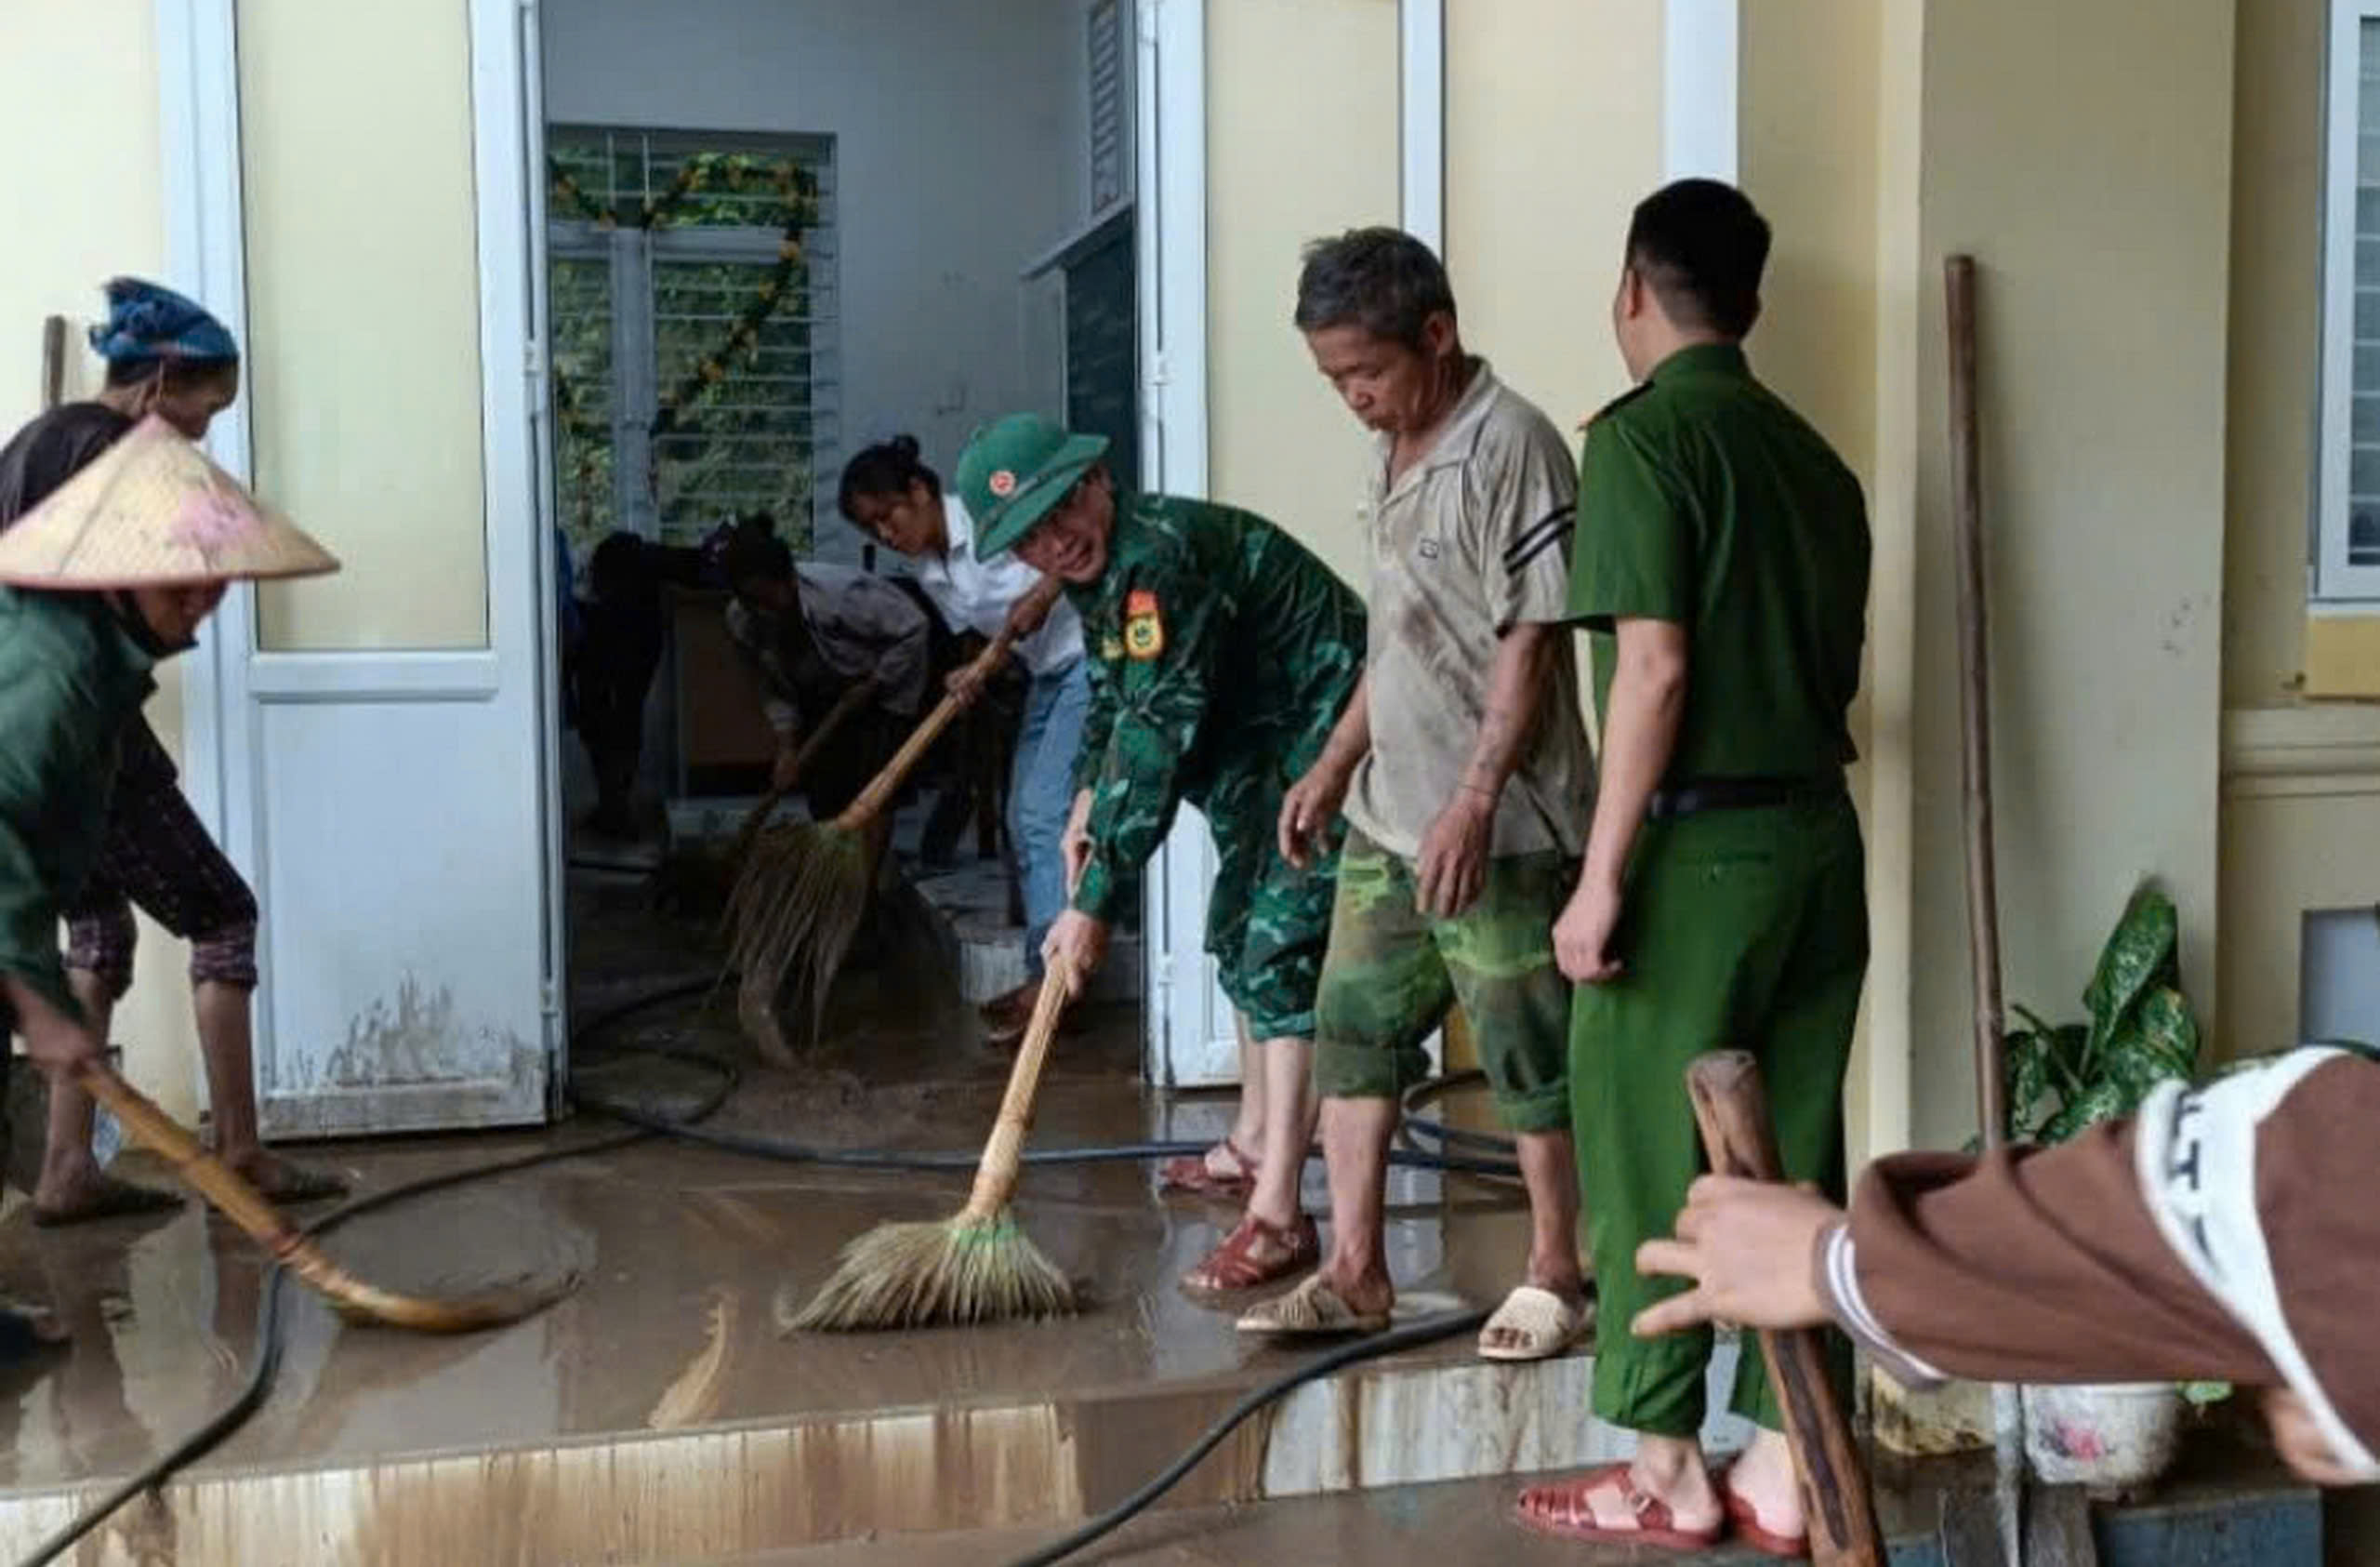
left=0, top=946, right=1534, bottom=1497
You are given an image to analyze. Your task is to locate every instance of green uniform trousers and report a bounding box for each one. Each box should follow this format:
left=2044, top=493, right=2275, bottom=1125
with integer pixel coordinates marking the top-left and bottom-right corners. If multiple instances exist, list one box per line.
left=1569, top=795, right=1866, bottom=1438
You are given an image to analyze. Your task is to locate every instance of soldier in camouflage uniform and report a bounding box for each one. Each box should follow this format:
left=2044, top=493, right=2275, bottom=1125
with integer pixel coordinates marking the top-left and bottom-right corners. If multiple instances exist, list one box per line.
left=957, top=412, right=1365, bottom=1293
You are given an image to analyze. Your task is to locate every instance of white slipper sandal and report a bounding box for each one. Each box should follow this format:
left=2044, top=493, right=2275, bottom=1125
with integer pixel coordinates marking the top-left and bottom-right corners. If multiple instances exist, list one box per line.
left=1235, top=1274, right=1392, bottom=1336
left=1477, top=1283, right=1594, bottom=1362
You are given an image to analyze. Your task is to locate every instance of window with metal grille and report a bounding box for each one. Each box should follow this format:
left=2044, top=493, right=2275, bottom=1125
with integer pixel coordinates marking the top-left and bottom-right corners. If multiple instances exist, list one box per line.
left=546, top=128, right=840, bottom=562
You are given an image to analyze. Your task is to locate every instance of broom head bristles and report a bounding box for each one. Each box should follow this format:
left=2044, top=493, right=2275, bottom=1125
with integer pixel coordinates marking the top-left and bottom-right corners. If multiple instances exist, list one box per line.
left=782, top=1209, right=1079, bottom=1332
left=723, top=820, right=875, bottom=1044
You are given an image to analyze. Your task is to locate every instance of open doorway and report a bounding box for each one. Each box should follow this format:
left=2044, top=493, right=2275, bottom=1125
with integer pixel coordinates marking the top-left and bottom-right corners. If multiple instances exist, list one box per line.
left=535, top=0, right=1148, bottom=1068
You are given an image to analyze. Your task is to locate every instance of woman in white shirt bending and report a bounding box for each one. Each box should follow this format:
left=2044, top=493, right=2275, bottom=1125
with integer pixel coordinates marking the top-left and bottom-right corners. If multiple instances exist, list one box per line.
left=840, top=436, right=1091, bottom=1044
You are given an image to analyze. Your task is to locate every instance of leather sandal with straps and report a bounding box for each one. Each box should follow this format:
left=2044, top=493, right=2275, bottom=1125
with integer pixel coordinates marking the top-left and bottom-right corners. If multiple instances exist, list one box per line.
left=1514, top=1464, right=1725, bottom=1551
left=1180, top=1212, right=1317, bottom=1294
left=1157, top=1135, right=1259, bottom=1199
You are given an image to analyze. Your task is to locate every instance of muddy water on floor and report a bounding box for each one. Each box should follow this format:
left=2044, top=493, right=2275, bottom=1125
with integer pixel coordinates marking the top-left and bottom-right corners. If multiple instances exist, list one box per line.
left=0, top=897, right=1528, bottom=1489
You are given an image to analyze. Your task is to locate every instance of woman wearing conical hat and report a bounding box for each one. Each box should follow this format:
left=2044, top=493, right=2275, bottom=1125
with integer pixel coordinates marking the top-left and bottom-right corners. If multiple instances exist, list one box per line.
left=0, top=281, right=340, bottom=1281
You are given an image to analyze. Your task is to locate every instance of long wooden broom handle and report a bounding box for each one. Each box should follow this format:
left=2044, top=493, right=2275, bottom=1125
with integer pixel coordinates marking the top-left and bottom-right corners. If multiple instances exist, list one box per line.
left=77, top=1063, right=565, bottom=1333
left=726, top=677, right=877, bottom=865
left=961, top=956, right=1076, bottom=1221
left=835, top=575, right=1065, bottom=830
left=1686, top=1053, right=1886, bottom=1567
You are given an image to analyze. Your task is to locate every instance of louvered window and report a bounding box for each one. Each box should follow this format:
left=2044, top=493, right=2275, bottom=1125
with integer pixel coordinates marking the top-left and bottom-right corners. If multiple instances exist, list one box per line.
left=1088, top=0, right=1130, bottom=215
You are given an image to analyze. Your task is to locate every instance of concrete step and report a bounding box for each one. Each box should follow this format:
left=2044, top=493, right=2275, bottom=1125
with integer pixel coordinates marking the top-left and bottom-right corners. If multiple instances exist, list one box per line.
left=725, top=1431, right=2322, bottom=1567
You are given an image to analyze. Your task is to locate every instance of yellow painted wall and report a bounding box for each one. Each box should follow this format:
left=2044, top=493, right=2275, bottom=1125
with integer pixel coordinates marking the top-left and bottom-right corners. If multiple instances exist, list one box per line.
left=0, top=1, right=200, bottom=1120
left=2215, top=0, right=2380, bottom=1059
left=1740, top=0, right=1888, bottom=1157
left=1445, top=0, right=1661, bottom=436
left=238, top=0, right=491, bottom=652
left=1204, top=0, right=1398, bottom=586
left=1902, top=0, right=2236, bottom=1148
left=2225, top=0, right=2323, bottom=709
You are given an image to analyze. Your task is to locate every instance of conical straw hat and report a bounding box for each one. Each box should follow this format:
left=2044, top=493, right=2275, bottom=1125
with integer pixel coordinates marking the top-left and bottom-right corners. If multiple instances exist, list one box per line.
left=0, top=415, right=339, bottom=589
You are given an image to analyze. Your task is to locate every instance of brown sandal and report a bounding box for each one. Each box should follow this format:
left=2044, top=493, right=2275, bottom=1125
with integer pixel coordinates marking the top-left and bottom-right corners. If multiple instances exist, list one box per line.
left=1515, top=1464, right=1725, bottom=1550
left=1182, top=1212, right=1317, bottom=1294
left=1157, top=1136, right=1259, bottom=1199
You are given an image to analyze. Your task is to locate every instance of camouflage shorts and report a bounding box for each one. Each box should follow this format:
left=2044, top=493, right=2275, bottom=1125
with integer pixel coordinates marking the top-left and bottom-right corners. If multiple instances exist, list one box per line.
left=1196, top=735, right=1342, bottom=1043
left=1314, top=830, right=1574, bottom=1133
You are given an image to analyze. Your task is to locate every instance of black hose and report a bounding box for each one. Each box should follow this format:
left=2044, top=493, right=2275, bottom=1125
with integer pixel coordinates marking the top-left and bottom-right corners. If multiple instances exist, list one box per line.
left=999, top=1307, right=1492, bottom=1567
left=16, top=980, right=1523, bottom=1567
left=13, top=980, right=735, bottom=1567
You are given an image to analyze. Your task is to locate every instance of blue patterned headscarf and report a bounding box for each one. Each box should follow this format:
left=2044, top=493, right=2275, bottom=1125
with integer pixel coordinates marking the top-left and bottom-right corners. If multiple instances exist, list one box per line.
left=86, top=277, right=240, bottom=365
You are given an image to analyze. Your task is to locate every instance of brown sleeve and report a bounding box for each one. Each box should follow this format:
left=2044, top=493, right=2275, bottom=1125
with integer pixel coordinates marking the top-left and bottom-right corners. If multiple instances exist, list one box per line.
left=1845, top=1127, right=2278, bottom=1389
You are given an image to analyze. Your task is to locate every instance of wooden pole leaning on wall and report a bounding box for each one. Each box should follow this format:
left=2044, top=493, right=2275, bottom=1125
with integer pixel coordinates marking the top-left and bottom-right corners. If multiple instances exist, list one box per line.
left=1944, top=255, right=2007, bottom=1150
left=40, top=316, right=68, bottom=411
left=1686, top=1052, right=1887, bottom=1567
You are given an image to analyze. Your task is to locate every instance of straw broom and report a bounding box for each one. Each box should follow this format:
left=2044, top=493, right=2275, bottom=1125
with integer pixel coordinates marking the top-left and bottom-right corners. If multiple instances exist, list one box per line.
left=786, top=956, right=1079, bottom=1331
left=724, top=578, right=1061, bottom=1049
left=78, top=1063, right=567, bottom=1332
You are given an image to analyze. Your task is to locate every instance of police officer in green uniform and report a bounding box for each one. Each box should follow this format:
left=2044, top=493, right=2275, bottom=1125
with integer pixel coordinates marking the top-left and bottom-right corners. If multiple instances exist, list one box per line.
left=955, top=413, right=1367, bottom=1294
left=1518, top=180, right=1871, bottom=1554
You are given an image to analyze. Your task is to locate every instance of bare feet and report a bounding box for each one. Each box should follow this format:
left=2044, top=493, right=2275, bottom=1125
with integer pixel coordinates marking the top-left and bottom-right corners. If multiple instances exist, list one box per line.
left=31, top=1168, right=181, bottom=1227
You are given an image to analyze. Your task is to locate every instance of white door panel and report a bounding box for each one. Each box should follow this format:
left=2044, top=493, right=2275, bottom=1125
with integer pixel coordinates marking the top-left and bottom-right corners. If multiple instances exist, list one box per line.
left=164, top=0, right=560, bottom=1136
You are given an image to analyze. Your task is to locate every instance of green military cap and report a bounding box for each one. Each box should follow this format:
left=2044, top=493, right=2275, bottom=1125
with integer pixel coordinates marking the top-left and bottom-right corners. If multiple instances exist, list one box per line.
left=956, top=412, right=1111, bottom=557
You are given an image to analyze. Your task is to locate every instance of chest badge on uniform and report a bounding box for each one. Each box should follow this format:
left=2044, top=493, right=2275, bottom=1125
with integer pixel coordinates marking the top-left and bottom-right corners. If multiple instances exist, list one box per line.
left=1123, top=589, right=1165, bottom=660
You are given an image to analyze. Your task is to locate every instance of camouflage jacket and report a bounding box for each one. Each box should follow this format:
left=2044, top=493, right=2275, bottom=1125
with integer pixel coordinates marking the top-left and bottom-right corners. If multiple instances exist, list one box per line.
left=1066, top=494, right=1365, bottom=922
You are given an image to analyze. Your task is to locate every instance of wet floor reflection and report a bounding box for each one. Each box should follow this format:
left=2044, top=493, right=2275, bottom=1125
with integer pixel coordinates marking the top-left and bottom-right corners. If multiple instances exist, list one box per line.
left=0, top=978, right=1536, bottom=1492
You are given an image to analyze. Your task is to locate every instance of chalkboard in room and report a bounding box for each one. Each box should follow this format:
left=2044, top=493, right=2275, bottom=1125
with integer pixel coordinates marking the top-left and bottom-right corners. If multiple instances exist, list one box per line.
left=1064, top=211, right=1140, bottom=498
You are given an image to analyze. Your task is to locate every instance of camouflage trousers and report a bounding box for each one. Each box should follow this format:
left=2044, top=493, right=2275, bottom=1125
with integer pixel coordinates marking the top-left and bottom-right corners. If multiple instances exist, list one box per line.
left=1313, top=830, right=1574, bottom=1133
left=1194, top=736, right=1343, bottom=1044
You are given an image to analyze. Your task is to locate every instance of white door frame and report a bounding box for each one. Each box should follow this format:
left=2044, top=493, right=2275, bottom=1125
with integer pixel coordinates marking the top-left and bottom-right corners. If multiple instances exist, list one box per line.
left=1136, top=0, right=1217, bottom=1084
left=1664, top=0, right=1740, bottom=182
left=155, top=0, right=563, bottom=1134
left=1141, top=0, right=1738, bottom=1087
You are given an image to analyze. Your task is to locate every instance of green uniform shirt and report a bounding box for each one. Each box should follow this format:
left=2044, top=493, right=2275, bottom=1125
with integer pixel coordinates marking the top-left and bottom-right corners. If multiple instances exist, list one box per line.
left=1067, top=494, right=1365, bottom=923
left=0, top=587, right=158, bottom=1025
left=1567, top=342, right=1870, bottom=781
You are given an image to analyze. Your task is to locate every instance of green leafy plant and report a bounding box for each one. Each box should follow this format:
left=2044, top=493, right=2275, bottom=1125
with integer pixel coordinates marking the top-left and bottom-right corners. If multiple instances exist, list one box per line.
left=2002, top=884, right=2201, bottom=1147
left=2005, top=884, right=2229, bottom=1409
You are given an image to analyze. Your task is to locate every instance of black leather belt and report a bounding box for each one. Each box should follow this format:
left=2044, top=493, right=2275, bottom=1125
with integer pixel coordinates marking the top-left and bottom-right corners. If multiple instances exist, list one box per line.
left=1646, top=775, right=1846, bottom=819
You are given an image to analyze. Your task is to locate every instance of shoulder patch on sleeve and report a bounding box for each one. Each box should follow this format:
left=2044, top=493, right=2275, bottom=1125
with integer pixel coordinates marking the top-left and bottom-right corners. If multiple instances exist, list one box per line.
left=1576, top=379, right=1652, bottom=432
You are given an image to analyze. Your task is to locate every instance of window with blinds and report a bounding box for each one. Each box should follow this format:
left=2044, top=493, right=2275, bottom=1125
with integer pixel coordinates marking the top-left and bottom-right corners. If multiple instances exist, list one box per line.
left=1088, top=0, right=1130, bottom=215
left=2320, top=6, right=2380, bottom=600
left=546, top=128, right=840, bottom=562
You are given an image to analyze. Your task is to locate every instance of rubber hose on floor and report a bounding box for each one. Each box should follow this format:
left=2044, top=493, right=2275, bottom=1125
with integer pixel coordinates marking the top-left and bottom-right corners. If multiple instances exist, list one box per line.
left=15, top=980, right=1523, bottom=1567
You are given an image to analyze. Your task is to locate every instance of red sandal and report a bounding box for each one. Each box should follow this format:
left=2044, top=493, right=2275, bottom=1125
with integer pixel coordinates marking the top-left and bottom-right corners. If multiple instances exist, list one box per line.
left=1181, top=1212, right=1318, bottom=1294
left=1719, top=1463, right=1812, bottom=1559
left=1157, top=1136, right=1259, bottom=1199
left=1514, top=1464, right=1726, bottom=1551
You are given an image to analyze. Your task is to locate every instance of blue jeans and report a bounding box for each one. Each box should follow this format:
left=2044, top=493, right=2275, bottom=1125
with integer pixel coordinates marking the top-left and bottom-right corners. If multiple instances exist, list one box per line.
left=1012, top=657, right=1091, bottom=979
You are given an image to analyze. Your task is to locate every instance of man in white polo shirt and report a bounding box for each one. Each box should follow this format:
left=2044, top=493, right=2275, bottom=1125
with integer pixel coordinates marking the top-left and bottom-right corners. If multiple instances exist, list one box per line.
left=1238, top=229, right=1597, bottom=1359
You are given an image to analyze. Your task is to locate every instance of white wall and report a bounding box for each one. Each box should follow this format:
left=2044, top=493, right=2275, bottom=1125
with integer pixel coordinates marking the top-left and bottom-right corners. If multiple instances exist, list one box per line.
left=542, top=0, right=1082, bottom=557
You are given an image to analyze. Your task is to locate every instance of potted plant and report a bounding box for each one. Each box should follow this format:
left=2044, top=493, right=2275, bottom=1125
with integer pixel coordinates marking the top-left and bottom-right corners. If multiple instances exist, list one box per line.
left=2002, top=883, right=2208, bottom=1492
